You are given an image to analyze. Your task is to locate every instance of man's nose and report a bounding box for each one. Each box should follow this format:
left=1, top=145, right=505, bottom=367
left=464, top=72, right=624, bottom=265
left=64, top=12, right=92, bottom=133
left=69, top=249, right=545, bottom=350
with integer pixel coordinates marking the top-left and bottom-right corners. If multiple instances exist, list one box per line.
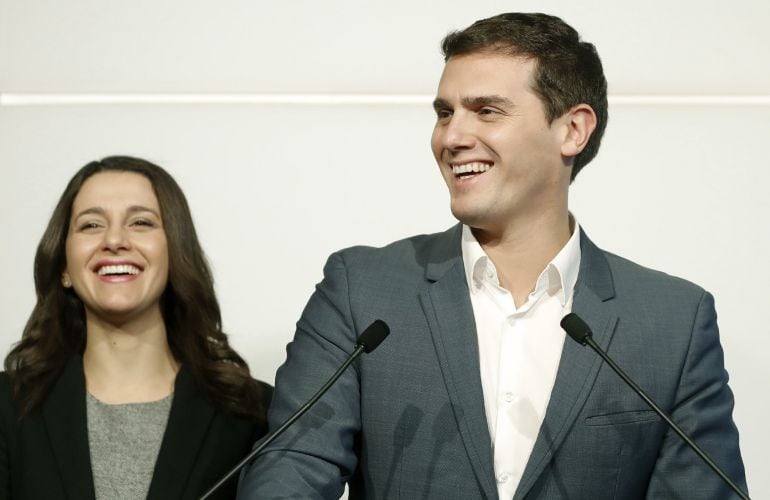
left=441, top=113, right=477, bottom=151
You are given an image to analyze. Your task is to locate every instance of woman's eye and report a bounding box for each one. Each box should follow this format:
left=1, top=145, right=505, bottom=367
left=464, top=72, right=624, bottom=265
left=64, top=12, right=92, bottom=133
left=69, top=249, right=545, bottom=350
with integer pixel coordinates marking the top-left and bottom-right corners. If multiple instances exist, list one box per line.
left=131, top=218, right=156, bottom=228
left=79, top=221, right=101, bottom=231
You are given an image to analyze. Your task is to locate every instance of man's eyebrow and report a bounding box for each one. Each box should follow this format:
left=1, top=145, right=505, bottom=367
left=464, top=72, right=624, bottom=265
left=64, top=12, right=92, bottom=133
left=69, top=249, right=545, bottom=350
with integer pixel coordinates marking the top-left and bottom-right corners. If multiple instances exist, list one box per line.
left=432, top=97, right=451, bottom=112
left=461, top=95, right=515, bottom=108
left=72, top=205, right=161, bottom=219
left=432, top=95, right=516, bottom=113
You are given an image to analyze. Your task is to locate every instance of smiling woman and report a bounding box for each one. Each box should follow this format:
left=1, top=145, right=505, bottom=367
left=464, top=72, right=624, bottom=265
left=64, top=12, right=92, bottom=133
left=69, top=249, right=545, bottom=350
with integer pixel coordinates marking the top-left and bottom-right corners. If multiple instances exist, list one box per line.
left=0, top=156, right=271, bottom=500
left=63, top=172, right=171, bottom=340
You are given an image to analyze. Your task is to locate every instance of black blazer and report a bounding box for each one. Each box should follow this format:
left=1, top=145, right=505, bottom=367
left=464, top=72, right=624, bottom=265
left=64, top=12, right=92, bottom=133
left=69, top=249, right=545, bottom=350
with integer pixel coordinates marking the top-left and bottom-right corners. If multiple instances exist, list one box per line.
left=0, top=357, right=271, bottom=499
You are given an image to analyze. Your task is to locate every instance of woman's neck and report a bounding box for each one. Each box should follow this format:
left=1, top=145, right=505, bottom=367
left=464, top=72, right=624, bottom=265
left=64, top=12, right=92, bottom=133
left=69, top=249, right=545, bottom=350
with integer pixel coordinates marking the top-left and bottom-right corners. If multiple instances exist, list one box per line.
left=83, top=315, right=179, bottom=404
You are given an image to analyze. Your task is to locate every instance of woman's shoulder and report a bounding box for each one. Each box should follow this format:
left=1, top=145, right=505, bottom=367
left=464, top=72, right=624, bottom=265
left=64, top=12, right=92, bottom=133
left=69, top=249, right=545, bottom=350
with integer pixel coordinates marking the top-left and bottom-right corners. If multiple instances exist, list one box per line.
left=0, top=371, right=19, bottom=422
left=175, top=368, right=271, bottom=423
left=236, top=377, right=272, bottom=434
left=0, top=372, right=13, bottom=399
left=224, top=377, right=272, bottom=438
left=255, top=378, right=273, bottom=406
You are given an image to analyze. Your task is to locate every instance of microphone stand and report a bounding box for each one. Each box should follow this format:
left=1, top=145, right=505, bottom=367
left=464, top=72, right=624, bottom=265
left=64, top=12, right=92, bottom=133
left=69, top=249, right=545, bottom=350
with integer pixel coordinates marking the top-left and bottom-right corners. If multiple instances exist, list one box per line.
left=561, top=313, right=750, bottom=500
left=199, top=320, right=389, bottom=500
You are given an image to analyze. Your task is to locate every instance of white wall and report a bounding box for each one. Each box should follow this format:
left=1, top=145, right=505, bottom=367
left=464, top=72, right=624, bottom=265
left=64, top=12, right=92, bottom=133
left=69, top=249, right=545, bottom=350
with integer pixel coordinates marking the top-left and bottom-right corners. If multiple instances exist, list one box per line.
left=1, top=0, right=767, bottom=496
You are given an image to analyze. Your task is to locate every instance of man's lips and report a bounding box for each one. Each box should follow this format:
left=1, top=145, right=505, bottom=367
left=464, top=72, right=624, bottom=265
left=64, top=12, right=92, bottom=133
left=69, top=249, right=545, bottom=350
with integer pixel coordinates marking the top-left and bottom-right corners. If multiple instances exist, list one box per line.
left=451, top=161, right=492, bottom=176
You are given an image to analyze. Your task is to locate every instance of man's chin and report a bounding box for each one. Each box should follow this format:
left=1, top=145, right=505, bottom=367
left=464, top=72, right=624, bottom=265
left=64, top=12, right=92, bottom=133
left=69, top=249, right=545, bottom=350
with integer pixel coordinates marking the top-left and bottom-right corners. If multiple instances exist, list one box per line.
left=450, top=205, right=490, bottom=229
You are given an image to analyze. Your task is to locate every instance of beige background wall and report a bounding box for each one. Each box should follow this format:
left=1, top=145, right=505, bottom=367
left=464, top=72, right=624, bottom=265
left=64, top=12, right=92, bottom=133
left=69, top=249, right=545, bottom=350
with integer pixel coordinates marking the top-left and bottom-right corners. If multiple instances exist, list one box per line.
left=1, top=0, right=767, bottom=496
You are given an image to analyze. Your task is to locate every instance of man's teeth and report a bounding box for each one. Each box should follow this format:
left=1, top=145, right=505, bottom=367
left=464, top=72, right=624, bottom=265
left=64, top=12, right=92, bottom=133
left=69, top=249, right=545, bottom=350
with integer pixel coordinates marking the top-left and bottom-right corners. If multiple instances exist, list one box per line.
left=97, top=264, right=140, bottom=276
left=452, top=162, right=490, bottom=175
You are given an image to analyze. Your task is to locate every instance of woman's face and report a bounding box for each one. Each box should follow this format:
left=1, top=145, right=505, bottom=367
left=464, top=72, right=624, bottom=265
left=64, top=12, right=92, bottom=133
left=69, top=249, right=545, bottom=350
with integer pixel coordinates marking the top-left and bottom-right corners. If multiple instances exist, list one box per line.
left=62, top=171, right=169, bottom=328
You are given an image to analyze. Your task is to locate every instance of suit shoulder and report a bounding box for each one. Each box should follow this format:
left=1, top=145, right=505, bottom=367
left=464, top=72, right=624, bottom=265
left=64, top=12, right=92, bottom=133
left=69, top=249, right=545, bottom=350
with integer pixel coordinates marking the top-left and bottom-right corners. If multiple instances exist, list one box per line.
left=333, top=226, right=458, bottom=266
left=602, top=250, right=708, bottom=300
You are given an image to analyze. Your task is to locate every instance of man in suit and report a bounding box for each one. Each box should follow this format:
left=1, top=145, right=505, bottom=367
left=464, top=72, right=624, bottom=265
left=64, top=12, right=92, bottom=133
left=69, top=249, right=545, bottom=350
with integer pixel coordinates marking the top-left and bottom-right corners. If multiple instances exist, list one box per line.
left=238, top=13, right=747, bottom=499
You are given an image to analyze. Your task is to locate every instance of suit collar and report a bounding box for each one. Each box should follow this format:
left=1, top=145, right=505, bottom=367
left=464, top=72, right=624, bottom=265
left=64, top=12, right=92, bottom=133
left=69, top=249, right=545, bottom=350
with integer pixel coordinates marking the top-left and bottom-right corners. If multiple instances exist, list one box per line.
left=420, top=223, right=498, bottom=498
left=421, top=225, right=620, bottom=499
left=42, top=356, right=97, bottom=500
left=424, top=224, right=465, bottom=283
left=147, top=366, right=216, bottom=500
left=574, top=229, right=616, bottom=302
left=514, top=229, right=619, bottom=499
left=42, top=357, right=217, bottom=500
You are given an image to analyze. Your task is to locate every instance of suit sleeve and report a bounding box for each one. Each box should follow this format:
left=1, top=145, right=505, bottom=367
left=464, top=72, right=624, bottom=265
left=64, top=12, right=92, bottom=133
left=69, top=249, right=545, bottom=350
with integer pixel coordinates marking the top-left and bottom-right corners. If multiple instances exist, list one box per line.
left=237, top=252, right=360, bottom=499
left=645, top=291, right=748, bottom=498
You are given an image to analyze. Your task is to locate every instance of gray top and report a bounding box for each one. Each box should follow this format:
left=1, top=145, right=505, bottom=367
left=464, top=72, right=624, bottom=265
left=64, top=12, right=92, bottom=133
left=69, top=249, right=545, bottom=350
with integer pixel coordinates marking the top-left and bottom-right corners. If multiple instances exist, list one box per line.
left=86, top=391, right=173, bottom=500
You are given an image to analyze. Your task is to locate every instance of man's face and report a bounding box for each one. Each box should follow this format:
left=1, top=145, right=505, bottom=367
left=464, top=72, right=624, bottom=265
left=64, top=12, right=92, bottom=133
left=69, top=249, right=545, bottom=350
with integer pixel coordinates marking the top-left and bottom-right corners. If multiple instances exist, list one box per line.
left=431, top=53, right=572, bottom=235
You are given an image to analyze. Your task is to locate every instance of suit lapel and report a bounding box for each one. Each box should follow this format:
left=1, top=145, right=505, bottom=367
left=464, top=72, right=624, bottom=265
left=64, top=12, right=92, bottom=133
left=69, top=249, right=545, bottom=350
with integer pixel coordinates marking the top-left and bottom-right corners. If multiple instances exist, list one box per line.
left=514, top=231, right=619, bottom=499
left=419, top=224, right=498, bottom=499
left=146, top=367, right=215, bottom=500
left=42, top=356, right=97, bottom=500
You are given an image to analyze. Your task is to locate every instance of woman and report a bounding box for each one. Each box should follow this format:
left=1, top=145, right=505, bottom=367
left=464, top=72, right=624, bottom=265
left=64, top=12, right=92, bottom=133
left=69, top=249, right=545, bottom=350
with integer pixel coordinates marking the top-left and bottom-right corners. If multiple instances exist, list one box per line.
left=0, top=156, right=271, bottom=499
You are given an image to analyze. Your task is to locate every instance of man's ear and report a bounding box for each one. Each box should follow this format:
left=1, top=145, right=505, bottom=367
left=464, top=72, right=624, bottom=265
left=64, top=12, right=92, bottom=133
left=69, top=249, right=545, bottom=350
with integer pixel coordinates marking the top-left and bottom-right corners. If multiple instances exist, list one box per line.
left=560, top=104, right=597, bottom=158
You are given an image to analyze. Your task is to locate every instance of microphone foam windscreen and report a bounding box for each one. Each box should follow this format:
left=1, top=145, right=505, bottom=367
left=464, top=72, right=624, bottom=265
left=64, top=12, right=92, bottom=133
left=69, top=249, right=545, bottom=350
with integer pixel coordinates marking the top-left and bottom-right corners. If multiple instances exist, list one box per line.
left=357, top=320, right=390, bottom=353
left=560, top=313, right=592, bottom=345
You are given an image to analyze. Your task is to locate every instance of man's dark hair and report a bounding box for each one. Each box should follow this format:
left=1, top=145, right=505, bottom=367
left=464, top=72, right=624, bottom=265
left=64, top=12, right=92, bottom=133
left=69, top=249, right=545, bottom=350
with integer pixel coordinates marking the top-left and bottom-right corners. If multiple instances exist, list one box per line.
left=441, top=13, right=608, bottom=180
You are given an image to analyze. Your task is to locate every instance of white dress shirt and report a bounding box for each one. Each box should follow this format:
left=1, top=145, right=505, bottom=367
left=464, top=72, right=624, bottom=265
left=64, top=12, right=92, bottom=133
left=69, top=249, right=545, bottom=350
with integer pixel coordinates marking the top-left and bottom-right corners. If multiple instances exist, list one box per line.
left=461, top=222, right=581, bottom=499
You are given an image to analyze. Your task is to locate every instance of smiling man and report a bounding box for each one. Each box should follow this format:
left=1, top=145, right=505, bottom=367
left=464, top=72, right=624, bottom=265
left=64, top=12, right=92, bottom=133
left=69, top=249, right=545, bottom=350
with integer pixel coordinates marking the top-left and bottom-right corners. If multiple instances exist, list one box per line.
left=239, top=13, right=746, bottom=499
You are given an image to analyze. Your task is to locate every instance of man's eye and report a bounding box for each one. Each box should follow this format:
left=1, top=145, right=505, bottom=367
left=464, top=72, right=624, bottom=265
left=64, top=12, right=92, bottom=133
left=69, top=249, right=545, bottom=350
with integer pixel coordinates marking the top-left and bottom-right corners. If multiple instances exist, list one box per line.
left=436, top=109, right=453, bottom=120
left=479, top=107, right=499, bottom=115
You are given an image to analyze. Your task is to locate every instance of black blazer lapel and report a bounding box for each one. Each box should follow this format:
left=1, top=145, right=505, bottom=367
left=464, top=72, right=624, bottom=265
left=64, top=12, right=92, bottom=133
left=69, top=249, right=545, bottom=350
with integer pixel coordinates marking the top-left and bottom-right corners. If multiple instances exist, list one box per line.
left=419, top=224, right=498, bottom=499
left=514, top=230, right=619, bottom=499
left=42, top=356, right=96, bottom=500
left=146, top=367, right=215, bottom=500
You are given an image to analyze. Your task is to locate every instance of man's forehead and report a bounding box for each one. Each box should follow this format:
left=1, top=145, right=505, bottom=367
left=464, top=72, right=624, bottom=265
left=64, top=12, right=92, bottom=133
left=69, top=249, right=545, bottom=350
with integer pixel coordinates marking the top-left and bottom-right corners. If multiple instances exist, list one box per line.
left=439, top=53, right=536, bottom=82
left=435, top=54, right=536, bottom=99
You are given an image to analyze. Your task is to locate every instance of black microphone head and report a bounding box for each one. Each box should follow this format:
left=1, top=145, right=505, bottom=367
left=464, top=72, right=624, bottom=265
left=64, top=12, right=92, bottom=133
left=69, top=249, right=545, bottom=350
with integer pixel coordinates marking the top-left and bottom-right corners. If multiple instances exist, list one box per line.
left=357, top=320, right=390, bottom=353
left=560, top=313, right=593, bottom=345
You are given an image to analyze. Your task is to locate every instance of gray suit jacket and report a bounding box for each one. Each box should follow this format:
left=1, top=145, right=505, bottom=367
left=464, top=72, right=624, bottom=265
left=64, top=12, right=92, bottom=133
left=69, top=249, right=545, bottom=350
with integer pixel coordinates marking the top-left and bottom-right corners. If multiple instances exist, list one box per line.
left=239, top=225, right=746, bottom=499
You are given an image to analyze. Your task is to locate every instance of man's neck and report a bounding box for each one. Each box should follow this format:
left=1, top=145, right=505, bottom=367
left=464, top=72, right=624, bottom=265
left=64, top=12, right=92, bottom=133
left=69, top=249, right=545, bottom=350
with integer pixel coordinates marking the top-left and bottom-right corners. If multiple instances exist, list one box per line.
left=472, top=212, right=572, bottom=308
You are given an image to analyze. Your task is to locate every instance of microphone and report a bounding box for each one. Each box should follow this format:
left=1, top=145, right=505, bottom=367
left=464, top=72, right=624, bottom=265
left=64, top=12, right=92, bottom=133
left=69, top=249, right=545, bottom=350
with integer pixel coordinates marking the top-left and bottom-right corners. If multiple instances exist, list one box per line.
left=199, top=320, right=390, bottom=500
left=560, top=313, right=749, bottom=500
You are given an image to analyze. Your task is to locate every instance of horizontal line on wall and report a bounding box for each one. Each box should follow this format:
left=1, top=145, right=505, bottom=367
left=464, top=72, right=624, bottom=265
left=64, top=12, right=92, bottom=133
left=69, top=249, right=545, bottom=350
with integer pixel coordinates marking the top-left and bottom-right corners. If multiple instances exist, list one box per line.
left=2, top=93, right=770, bottom=106
left=610, top=95, right=770, bottom=105
left=0, top=93, right=430, bottom=105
